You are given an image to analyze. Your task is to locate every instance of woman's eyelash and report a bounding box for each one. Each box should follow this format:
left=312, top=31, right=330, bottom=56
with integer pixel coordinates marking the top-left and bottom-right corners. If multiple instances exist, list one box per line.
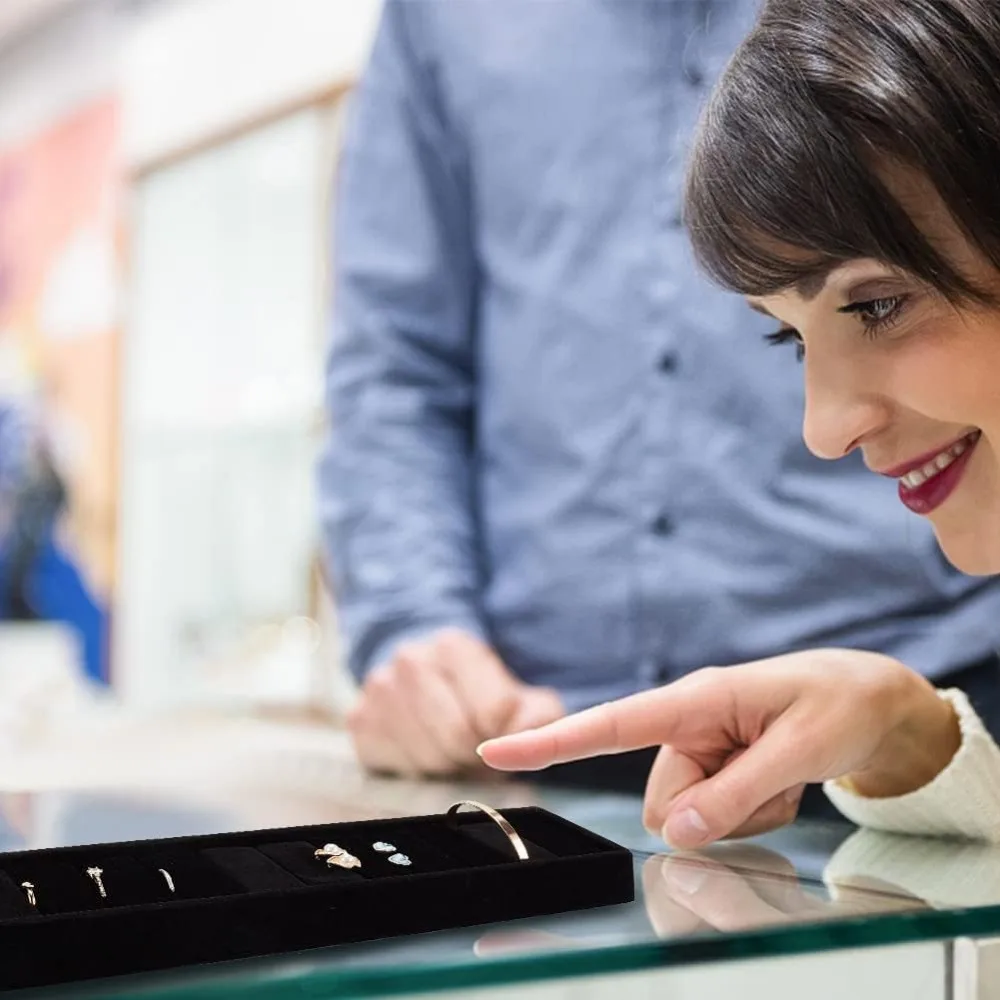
left=838, top=294, right=908, bottom=337
left=764, top=328, right=804, bottom=362
left=762, top=293, right=909, bottom=361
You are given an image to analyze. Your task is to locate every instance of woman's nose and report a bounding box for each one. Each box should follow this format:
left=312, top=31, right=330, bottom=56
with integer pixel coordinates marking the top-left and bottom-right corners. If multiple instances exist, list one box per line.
left=802, top=361, right=890, bottom=460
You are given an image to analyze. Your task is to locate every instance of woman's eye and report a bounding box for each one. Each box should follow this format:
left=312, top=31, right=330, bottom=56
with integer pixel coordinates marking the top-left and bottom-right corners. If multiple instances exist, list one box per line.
left=840, top=294, right=908, bottom=336
left=764, top=327, right=804, bottom=362
left=862, top=298, right=896, bottom=321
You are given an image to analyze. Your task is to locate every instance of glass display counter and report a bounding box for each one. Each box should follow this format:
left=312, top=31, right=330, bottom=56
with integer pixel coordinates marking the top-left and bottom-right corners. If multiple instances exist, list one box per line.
left=5, top=784, right=1000, bottom=999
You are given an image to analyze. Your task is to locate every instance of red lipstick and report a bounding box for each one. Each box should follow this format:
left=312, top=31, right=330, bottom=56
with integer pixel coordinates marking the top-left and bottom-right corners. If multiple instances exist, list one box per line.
left=889, top=431, right=980, bottom=515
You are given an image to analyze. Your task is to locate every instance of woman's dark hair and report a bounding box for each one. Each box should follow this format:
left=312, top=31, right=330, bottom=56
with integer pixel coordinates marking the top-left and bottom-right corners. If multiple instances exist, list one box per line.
left=685, top=0, right=1000, bottom=303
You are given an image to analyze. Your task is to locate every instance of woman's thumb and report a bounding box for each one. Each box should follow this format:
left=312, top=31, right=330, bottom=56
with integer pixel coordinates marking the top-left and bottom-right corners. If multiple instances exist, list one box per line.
left=663, top=731, right=806, bottom=848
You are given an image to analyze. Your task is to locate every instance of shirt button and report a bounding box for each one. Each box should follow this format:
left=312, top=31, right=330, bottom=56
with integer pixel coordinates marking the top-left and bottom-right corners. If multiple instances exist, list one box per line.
left=658, top=351, right=678, bottom=374
left=651, top=513, right=674, bottom=536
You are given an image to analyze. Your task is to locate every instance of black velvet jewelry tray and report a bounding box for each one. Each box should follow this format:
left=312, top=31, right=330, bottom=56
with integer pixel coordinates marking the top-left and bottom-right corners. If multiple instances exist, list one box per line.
left=0, top=805, right=634, bottom=991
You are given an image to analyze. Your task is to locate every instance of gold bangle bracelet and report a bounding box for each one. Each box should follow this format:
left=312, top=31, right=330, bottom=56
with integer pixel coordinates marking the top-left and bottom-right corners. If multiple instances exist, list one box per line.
left=446, top=800, right=530, bottom=861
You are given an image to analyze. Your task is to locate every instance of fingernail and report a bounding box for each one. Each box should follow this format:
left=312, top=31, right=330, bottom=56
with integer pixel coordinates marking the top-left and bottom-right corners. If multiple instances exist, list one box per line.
left=475, top=743, right=487, bottom=758
left=785, top=785, right=801, bottom=803
left=665, top=808, right=710, bottom=848
left=664, top=862, right=707, bottom=895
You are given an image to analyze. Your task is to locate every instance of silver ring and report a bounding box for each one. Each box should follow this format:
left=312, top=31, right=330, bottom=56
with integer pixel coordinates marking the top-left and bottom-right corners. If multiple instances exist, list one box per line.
left=158, top=868, right=175, bottom=893
left=446, top=801, right=530, bottom=861
left=86, top=866, right=107, bottom=899
left=314, top=843, right=362, bottom=870
left=20, top=881, right=36, bottom=908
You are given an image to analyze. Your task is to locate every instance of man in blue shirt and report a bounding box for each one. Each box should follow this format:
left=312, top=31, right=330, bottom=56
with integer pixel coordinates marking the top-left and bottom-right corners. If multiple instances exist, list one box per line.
left=321, top=0, right=1000, bottom=781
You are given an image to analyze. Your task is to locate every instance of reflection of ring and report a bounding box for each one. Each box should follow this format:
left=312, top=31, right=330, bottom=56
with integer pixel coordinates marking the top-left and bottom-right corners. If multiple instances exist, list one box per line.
left=314, top=843, right=362, bottom=870
left=20, top=881, right=36, bottom=908
left=446, top=801, right=530, bottom=861
left=86, top=866, right=107, bottom=899
left=158, top=868, right=175, bottom=893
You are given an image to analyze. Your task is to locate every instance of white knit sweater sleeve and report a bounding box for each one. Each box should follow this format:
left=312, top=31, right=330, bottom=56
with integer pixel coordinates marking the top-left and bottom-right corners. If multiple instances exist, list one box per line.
left=824, top=829, right=1000, bottom=908
left=823, top=688, right=1000, bottom=842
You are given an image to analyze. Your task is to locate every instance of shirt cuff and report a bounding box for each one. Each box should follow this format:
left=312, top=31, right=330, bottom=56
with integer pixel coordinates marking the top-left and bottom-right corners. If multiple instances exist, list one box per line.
left=823, top=687, right=1000, bottom=842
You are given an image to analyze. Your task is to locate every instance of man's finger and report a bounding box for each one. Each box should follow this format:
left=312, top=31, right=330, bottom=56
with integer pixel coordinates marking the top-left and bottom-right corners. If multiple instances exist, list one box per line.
left=364, top=665, right=456, bottom=775
left=479, top=685, right=691, bottom=771
left=438, top=633, right=522, bottom=738
left=394, top=653, right=481, bottom=765
left=503, top=687, right=566, bottom=736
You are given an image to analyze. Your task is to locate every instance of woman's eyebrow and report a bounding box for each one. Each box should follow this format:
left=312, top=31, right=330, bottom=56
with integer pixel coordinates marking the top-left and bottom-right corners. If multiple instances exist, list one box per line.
left=840, top=277, right=908, bottom=304
left=745, top=269, right=841, bottom=320
left=794, top=270, right=833, bottom=299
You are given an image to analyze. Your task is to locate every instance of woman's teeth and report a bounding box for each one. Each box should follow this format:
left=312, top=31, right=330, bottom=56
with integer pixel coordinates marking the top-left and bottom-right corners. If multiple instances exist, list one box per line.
left=900, top=432, right=979, bottom=490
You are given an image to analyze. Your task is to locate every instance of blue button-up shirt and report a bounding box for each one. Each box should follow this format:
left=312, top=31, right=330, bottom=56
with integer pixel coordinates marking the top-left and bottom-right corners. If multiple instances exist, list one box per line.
left=321, top=0, right=1000, bottom=711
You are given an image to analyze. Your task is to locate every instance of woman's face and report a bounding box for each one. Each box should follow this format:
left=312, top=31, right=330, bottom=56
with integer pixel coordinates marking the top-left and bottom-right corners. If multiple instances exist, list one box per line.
left=750, top=174, right=1000, bottom=574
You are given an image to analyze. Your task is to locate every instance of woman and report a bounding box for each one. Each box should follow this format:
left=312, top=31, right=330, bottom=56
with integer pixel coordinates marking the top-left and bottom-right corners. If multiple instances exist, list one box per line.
left=480, top=0, right=1000, bottom=847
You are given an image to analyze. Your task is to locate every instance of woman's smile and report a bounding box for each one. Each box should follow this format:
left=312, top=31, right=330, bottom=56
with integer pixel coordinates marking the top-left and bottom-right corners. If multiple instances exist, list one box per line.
left=879, top=429, right=982, bottom=515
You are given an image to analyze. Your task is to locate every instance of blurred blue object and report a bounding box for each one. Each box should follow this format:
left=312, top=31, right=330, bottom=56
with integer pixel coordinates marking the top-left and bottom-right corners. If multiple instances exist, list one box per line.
left=0, top=402, right=30, bottom=508
left=0, top=401, right=107, bottom=683
left=0, top=529, right=108, bottom=684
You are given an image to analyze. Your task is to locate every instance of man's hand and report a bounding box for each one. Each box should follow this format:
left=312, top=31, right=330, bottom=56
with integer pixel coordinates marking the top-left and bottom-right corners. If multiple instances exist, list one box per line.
left=348, top=628, right=565, bottom=777
left=479, top=649, right=961, bottom=847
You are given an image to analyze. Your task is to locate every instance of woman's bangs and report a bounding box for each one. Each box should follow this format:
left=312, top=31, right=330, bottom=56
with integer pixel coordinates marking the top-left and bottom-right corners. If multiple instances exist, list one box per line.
left=685, top=83, right=878, bottom=298
left=685, top=31, right=985, bottom=303
left=684, top=163, right=840, bottom=298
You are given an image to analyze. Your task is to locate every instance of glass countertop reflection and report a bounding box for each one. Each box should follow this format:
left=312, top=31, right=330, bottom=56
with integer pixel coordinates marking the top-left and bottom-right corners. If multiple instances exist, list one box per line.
left=7, top=783, right=1000, bottom=999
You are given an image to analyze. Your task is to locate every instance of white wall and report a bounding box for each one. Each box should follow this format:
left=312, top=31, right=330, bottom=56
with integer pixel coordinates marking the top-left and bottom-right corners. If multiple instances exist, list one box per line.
left=117, top=106, right=332, bottom=707
left=115, top=0, right=382, bottom=707
left=0, top=0, right=383, bottom=163
left=122, top=0, right=382, bottom=169
left=0, top=0, right=118, bottom=150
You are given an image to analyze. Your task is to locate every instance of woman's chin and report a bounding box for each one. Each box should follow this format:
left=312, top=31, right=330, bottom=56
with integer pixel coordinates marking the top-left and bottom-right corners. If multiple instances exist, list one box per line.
left=934, top=523, right=1000, bottom=576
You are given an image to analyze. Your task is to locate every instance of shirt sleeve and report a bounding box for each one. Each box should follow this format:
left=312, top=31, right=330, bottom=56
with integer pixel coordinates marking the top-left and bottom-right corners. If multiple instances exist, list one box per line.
left=319, top=1, right=488, bottom=682
left=823, top=688, right=1000, bottom=842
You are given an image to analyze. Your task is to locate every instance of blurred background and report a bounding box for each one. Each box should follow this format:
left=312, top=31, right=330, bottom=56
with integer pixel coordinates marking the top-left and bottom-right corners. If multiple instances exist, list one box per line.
left=0, top=0, right=385, bottom=790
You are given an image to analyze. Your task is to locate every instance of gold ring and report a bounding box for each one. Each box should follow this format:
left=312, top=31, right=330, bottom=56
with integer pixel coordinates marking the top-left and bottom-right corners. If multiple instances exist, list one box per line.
left=446, top=801, right=530, bottom=861
left=314, top=843, right=362, bottom=870
left=85, top=866, right=107, bottom=899
left=158, top=868, right=175, bottom=893
left=20, top=881, right=36, bottom=908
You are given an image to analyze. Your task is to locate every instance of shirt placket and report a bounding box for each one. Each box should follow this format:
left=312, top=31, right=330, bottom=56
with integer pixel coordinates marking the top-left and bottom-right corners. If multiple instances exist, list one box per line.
left=633, top=1, right=701, bottom=688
